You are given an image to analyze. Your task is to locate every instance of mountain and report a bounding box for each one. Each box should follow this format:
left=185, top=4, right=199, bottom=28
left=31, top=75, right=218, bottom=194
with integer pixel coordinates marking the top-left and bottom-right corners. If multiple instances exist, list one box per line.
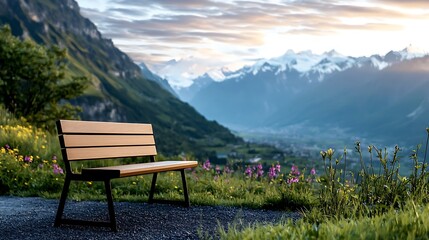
left=176, top=73, right=215, bottom=102
left=139, top=62, right=177, bottom=97
left=185, top=49, right=429, bottom=146
left=0, top=0, right=241, bottom=155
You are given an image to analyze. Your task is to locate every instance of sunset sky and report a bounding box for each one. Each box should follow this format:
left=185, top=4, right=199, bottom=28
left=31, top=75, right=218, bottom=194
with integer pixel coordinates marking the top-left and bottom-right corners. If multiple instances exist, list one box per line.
left=75, top=0, right=429, bottom=87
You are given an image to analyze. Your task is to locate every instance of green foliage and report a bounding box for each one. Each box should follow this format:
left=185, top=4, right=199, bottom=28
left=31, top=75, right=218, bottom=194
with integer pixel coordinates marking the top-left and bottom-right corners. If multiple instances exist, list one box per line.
left=218, top=201, right=429, bottom=240
left=0, top=25, right=88, bottom=128
left=312, top=131, right=429, bottom=222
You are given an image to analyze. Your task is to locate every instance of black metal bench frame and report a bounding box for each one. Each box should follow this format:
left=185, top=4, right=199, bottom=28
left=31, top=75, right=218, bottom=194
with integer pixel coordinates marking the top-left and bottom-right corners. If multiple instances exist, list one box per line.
left=53, top=120, right=197, bottom=231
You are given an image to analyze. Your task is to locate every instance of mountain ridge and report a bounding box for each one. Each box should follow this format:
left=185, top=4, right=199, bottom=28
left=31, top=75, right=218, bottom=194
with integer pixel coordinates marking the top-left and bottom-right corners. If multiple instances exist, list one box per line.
left=182, top=48, right=429, bottom=147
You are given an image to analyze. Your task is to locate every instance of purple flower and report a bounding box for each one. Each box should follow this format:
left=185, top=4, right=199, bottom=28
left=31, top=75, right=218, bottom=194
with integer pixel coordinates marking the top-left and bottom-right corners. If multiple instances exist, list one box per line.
left=52, top=164, right=64, bottom=174
left=24, top=156, right=32, bottom=163
left=291, top=165, right=300, bottom=176
left=256, top=163, right=264, bottom=178
left=52, top=155, right=57, bottom=161
left=245, top=166, right=253, bottom=178
left=268, top=166, right=277, bottom=179
left=202, top=159, right=211, bottom=171
left=310, top=167, right=316, bottom=175
left=287, top=177, right=299, bottom=184
left=224, top=166, right=232, bottom=174
left=215, top=165, right=221, bottom=174
left=275, top=163, right=281, bottom=173
left=4, top=144, right=10, bottom=150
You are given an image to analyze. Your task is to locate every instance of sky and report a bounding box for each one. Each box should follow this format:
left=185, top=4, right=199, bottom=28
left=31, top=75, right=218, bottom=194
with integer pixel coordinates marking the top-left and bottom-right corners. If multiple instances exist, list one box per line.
left=75, top=0, right=429, bottom=88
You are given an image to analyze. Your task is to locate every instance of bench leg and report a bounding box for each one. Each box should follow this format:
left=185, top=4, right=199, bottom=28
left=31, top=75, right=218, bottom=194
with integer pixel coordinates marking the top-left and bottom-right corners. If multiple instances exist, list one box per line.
left=104, top=180, right=117, bottom=232
left=148, top=173, right=158, bottom=204
left=54, top=176, right=71, bottom=227
left=180, top=169, right=190, bottom=207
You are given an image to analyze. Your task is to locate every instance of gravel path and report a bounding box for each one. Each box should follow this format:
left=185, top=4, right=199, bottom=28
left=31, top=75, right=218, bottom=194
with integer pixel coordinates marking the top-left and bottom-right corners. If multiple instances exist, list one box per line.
left=0, top=196, right=300, bottom=239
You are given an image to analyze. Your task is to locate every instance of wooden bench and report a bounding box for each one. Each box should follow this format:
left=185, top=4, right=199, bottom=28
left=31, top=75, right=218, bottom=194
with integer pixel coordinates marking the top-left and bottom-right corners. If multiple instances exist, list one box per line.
left=54, top=120, right=198, bottom=231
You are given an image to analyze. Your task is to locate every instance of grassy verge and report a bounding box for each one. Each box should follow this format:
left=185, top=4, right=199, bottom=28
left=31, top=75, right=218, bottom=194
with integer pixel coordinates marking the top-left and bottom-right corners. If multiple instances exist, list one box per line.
left=218, top=201, right=429, bottom=239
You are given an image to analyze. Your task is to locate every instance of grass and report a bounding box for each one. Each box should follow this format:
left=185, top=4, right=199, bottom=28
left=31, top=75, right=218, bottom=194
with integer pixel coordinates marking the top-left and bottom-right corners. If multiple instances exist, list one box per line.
left=218, top=201, right=429, bottom=240
left=2, top=105, right=429, bottom=239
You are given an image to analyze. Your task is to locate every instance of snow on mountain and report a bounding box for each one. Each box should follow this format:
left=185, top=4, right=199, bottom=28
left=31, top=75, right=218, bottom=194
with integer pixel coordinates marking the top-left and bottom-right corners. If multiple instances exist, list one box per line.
left=370, top=56, right=389, bottom=70
left=207, top=67, right=234, bottom=81
left=226, top=47, right=429, bottom=82
left=157, top=46, right=429, bottom=90
left=398, top=45, right=428, bottom=60
left=240, top=49, right=358, bottom=82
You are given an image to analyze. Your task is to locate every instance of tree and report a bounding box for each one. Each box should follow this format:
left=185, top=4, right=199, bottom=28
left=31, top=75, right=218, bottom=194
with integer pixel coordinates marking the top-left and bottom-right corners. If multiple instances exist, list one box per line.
left=0, top=25, right=88, bottom=128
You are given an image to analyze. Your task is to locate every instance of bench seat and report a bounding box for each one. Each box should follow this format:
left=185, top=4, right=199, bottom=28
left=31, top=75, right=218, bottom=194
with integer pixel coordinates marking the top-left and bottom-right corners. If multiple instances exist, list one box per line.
left=82, top=161, right=198, bottom=178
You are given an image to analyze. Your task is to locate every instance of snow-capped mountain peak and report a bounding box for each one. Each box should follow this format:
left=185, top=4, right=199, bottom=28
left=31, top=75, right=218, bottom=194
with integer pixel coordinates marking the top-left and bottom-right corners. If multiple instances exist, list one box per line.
left=247, top=49, right=354, bottom=80
left=207, top=67, right=233, bottom=81
left=398, top=44, right=428, bottom=60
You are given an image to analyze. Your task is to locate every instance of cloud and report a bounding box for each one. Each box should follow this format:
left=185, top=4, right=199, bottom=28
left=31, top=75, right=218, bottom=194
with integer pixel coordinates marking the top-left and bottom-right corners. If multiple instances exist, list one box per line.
left=76, top=0, right=429, bottom=85
left=374, top=0, right=429, bottom=8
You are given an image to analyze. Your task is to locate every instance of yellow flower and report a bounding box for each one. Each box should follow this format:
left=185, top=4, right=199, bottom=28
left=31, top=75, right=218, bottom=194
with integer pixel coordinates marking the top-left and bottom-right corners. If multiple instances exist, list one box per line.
left=320, top=151, right=326, bottom=160
left=132, top=182, right=137, bottom=185
left=327, top=148, right=334, bottom=158
left=87, top=181, right=93, bottom=185
left=52, top=160, right=57, bottom=164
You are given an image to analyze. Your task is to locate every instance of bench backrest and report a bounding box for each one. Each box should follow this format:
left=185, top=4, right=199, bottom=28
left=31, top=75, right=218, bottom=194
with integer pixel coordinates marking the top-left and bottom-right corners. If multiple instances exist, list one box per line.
left=57, top=120, right=157, bottom=168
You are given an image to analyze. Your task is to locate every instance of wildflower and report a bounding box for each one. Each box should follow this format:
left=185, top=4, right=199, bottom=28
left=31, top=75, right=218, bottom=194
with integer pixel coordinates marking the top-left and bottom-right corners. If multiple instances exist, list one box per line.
left=215, top=165, right=221, bottom=174
left=256, top=163, right=264, bottom=178
left=52, top=155, right=57, bottom=161
left=224, top=166, right=232, bottom=174
left=287, top=177, right=299, bottom=184
left=291, top=165, right=300, bottom=176
left=52, top=164, right=64, bottom=174
left=320, top=151, right=326, bottom=160
left=326, top=148, right=334, bottom=158
left=4, top=144, right=10, bottom=150
left=24, top=155, right=33, bottom=163
left=245, top=166, right=253, bottom=178
left=310, top=167, right=316, bottom=175
left=268, top=166, right=277, bottom=179
left=275, top=163, right=281, bottom=173
left=202, top=159, right=211, bottom=171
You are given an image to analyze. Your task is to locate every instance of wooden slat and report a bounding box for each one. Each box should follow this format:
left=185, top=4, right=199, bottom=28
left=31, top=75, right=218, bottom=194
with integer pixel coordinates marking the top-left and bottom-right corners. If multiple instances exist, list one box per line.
left=62, top=135, right=155, bottom=147
left=65, top=146, right=157, bottom=161
left=83, top=161, right=199, bottom=177
left=59, top=120, right=153, bottom=134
